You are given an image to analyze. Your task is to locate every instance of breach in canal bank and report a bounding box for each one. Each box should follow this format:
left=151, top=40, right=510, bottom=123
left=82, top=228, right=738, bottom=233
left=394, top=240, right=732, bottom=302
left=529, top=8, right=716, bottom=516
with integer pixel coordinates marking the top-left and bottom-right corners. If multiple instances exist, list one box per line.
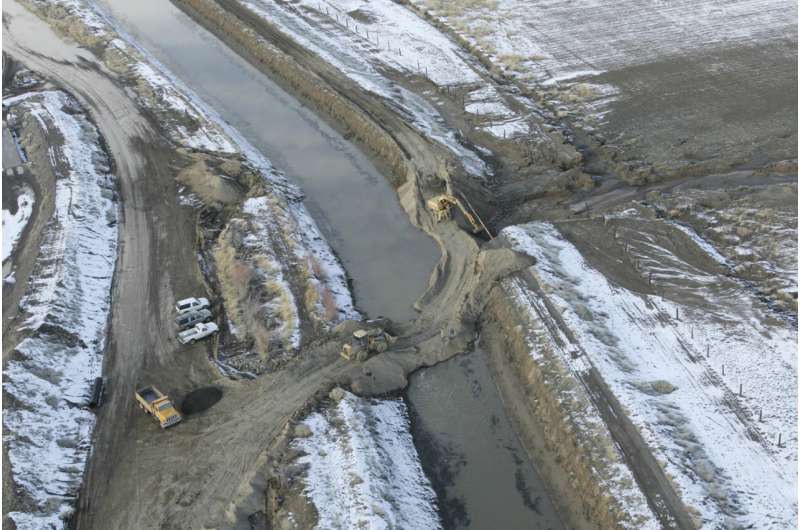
left=2, top=0, right=796, bottom=528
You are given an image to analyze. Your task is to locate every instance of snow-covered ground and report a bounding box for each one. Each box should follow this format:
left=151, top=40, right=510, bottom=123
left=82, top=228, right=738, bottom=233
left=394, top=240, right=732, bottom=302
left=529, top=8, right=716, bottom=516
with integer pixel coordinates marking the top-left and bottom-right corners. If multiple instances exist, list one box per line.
left=2, top=185, right=34, bottom=261
left=406, top=0, right=797, bottom=137
left=293, top=0, right=479, bottom=86
left=293, top=391, right=441, bottom=529
left=3, top=90, right=119, bottom=529
left=501, top=276, right=660, bottom=529
left=409, top=0, right=796, bottom=85
left=240, top=0, right=493, bottom=175
left=501, top=221, right=797, bottom=528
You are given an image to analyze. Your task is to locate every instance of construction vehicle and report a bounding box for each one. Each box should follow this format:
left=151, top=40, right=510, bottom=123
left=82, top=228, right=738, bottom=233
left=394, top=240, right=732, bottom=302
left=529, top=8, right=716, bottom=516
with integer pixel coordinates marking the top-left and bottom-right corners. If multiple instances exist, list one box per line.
left=177, top=321, right=219, bottom=345
left=340, top=328, right=396, bottom=362
left=175, top=308, right=213, bottom=330
left=426, top=194, right=485, bottom=235
left=175, top=297, right=210, bottom=316
left=135, top=386, right=182, bottom=428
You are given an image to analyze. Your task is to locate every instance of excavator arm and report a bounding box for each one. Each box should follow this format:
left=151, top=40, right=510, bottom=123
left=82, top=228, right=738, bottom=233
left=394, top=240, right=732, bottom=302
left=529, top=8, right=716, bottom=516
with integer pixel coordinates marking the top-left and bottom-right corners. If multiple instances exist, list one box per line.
left=426, top=194, right=485, bottom=235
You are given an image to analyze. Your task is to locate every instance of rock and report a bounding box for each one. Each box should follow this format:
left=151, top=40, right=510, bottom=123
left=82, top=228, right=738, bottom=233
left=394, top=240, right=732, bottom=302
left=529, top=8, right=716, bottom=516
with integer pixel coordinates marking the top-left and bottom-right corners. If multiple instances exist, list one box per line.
left=650, top=380, right=677, bottom=395
left=219, top=159, right=242, bottom=177
left=293, top=424, right=312, bottom=438
left=329, top=387, right=347, bottom=402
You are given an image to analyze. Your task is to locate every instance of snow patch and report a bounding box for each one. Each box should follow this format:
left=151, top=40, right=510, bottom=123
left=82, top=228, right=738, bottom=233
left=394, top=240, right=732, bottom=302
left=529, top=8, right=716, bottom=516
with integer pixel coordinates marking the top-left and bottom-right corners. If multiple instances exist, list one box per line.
left=502, top=222, right=797, bottom=528
left=294, top=392, right=441, bottom=529
left=3, top=90, right=118, bottom=529
left=131, top=62, right=237, bottom=154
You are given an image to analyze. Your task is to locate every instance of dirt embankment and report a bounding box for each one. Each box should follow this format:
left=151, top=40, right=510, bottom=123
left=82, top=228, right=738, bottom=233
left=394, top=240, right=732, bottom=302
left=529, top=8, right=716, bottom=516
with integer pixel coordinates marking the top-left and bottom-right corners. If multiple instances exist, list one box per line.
left=175, top=0, right=443, bottom=188
left=171, top=0, right=590, bottom=227
left=1, top=91, right=57, bottom=358
left=481, top=280, right=683, bottom=529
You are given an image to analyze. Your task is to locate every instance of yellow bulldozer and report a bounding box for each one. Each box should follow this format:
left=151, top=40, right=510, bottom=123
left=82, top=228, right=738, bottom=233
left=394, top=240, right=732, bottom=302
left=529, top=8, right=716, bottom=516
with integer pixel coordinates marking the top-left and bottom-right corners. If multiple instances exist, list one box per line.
left=426, top=194, right=490, bottom=237
left=340, top=328, right=396, bottom=362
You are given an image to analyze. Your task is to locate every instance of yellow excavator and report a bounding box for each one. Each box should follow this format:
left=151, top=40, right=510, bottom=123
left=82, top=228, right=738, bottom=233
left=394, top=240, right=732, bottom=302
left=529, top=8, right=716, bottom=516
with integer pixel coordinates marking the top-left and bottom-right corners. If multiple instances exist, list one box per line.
left=426, top=194, right=490, bottom=237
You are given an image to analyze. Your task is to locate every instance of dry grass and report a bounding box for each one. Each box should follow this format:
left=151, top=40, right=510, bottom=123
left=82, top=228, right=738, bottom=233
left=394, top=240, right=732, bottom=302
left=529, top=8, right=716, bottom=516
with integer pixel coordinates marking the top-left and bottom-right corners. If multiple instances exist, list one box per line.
left=307, top=254, right=327, bottom=281
left=321, top=287, right=338, bottom=321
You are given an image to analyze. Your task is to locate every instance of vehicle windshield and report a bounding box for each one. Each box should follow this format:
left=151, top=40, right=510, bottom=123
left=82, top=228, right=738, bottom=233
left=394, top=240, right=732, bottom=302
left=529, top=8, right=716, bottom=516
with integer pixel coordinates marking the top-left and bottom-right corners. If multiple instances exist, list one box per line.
left=158, top=402, right=173, bottom=411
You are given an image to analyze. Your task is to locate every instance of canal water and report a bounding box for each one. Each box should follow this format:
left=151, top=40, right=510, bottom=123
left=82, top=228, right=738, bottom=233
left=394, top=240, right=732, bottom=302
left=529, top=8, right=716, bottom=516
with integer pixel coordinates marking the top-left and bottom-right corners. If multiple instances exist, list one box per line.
left=408, top=349, right=563, bottom=530
left=97, top=0, right=438, bottom=323
left=94, top=2, right=562, bottom=527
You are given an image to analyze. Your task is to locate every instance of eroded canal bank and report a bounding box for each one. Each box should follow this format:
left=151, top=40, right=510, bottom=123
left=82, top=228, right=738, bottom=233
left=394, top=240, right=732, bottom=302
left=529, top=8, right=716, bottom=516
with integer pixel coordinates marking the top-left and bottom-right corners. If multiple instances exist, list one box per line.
left=92, top=0, right=565, bottom=527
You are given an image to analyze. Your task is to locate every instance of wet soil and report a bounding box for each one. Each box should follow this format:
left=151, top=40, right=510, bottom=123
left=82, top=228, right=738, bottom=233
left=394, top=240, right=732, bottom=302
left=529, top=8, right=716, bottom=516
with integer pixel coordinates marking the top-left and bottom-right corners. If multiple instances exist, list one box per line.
left=180, top=387, right=223, bottom=415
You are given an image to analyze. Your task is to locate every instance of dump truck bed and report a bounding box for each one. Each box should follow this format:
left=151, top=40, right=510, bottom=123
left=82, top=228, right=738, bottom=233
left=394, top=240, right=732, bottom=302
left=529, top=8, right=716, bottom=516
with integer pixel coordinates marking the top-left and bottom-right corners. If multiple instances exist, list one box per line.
left=136, top=386, right=162, bottom=404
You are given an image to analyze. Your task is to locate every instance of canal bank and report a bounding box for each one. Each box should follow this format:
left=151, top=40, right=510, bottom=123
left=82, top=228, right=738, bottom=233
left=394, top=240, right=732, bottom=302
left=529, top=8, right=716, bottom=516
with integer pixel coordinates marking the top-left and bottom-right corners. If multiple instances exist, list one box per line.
left=91, top=0, right=566, bottom=526
left=96, top=0, right=440, bottom=323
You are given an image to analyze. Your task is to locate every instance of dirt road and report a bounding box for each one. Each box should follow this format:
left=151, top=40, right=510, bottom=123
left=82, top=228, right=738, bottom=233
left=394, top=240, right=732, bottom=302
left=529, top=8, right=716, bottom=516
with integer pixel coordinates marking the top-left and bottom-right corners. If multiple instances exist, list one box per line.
left=3, top=3, right=214, bottom=527
left=3, top=8, right=393, bottom=529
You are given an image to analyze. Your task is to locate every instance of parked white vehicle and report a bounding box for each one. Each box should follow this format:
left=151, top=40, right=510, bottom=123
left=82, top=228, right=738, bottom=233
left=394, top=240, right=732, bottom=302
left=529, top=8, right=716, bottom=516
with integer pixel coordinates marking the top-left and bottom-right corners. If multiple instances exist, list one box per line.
left=177, top=322, right=219, bottom=345
left=175, top=308, right=213, bottom=330
left=175, top=297, right=210, bottom=316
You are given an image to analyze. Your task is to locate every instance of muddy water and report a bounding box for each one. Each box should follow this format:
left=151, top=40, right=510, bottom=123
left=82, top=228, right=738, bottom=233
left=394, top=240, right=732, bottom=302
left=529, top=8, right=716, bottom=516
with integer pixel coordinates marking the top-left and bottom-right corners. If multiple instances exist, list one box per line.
left=408, top=350, right=563, bottom=530
left=96, top=0, right=438, bottom=323
left=94, top=3, right=560, bottom=527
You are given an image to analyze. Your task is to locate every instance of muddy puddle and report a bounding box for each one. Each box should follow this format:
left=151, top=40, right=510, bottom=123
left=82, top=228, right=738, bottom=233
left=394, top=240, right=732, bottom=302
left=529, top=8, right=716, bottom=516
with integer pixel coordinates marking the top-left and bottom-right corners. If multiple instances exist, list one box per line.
left=408, top=349, right=563, bottom=530
left=96, top=0, right=439, bottom=323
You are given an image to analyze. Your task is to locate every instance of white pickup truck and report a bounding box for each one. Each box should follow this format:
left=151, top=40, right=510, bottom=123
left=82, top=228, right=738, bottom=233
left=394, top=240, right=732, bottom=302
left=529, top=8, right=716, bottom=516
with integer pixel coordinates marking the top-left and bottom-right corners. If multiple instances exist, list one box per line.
left=175, top=308, right=213, bottom=330
left=177, top=322, right=219, bottom=345
left=175, top=297, right=210, bottom=316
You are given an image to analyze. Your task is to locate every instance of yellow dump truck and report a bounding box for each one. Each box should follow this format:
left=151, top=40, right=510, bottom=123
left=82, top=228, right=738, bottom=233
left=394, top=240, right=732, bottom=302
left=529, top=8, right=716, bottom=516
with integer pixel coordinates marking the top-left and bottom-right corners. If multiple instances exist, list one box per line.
left=135, top=386, right=182, bottom=429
